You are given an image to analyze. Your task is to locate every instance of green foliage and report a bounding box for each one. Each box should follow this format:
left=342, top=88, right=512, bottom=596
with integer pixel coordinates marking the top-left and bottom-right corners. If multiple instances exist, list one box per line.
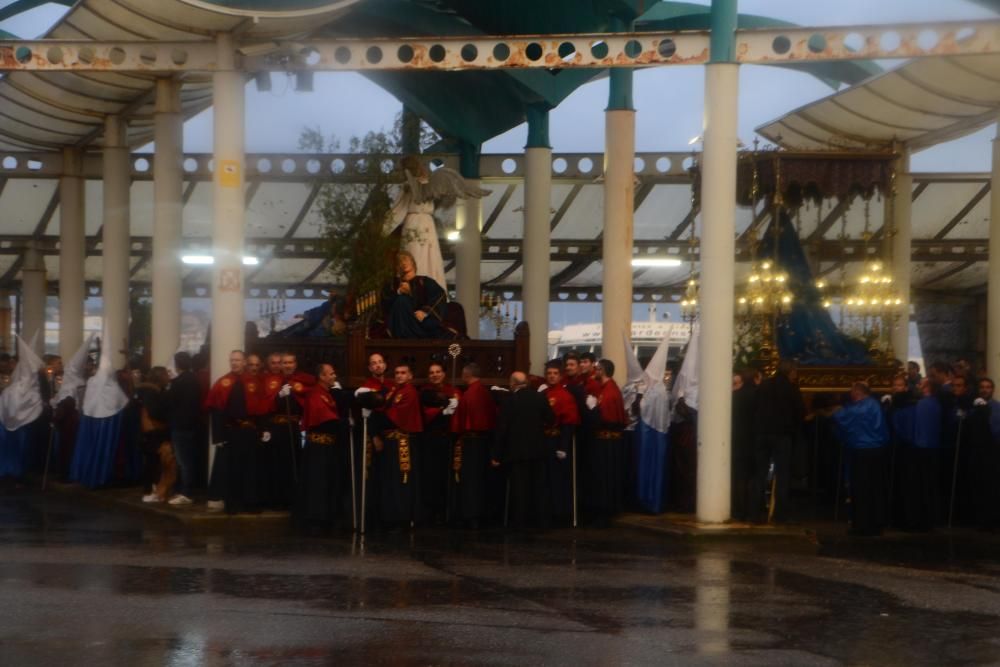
left=300, top=114, right=438, bottom=298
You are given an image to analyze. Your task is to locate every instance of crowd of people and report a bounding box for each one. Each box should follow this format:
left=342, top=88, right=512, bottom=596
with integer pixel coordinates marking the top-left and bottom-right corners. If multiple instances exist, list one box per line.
left=4, top=341, right=1000, bottom=538
left=732, top=359, right=1000, bottom=536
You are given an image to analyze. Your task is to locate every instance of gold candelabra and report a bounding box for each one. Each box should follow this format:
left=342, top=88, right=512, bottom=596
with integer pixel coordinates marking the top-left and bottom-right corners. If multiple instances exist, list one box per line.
left=480, top=290, right=519, bottom=338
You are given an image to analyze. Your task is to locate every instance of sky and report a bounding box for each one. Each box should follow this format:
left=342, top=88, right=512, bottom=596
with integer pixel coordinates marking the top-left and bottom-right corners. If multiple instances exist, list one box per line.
left=1, top=0, right=996, bottom=350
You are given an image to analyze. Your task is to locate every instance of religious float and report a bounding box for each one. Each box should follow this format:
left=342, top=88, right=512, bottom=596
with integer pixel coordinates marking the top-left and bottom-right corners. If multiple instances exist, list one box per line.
left=719, top=148, right=903, bottom=394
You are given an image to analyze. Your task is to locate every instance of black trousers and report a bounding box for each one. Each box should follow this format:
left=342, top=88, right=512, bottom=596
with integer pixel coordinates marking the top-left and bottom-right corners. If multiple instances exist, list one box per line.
left=902, top=447, right=939, bottom=531
left=849, top=447, right=886, bottom=535
left=507, top=458, right=549, bottom=530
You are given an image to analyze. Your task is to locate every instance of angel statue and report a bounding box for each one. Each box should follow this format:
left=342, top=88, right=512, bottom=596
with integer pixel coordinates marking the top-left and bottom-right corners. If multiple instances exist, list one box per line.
left=386, top=155, right=491, bottom=291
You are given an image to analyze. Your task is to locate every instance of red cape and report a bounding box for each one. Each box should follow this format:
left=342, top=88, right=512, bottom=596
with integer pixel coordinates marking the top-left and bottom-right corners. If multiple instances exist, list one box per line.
left=596, top=378, right=626, bottom=426
left=302, top=383, right=339, bottom=430
left=544, top=384, right=581, bottom=426
left=451, top=380, right=496, bottom=433
left=385, top=382, right=423, bottom=433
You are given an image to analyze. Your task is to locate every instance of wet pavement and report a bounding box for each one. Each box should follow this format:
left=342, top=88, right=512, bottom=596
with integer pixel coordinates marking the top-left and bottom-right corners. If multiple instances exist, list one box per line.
left=2, top=489, right=1000, bottom=665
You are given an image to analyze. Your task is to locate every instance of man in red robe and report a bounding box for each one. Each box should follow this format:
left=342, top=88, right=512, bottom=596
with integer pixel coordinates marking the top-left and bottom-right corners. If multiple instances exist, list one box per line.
left=419, top=362, right=461, bottom=523
left=582, top=358, right=627, bottom=526
left=450, top=362, right=497, bottom=527
left=376, top=363, right=423, bottom=528
left=204, top=350, right=260, bottom=514
left=540, top=360, right=581, bottom=523
left=296, top=363, right=351, bottom=532
left=261, top=352, right=314, bottom=509
left=578, top=352, right=602, bottom=396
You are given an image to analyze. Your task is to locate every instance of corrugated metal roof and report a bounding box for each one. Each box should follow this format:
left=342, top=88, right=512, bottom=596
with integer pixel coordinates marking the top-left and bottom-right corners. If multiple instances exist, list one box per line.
left=756, top=54, right=1000, bottom=151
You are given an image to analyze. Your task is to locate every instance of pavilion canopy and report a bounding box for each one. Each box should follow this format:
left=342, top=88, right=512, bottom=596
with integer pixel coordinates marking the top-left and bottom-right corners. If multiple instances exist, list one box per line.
left=756, top=54, right=1000, bottom=151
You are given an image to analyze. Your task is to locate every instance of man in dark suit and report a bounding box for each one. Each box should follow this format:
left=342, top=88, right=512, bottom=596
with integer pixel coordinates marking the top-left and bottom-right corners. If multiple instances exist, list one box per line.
left=492, top=372, right=554, bottom=530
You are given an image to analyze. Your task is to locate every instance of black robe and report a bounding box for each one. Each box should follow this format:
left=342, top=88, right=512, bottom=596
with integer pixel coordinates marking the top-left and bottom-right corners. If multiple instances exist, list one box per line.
left=381, top=275, right=452, bottom=339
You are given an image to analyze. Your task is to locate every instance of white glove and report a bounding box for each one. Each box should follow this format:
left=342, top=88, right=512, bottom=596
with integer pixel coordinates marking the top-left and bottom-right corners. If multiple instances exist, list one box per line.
left=442, top=397, right=459, bottom=416
left=537, top=384, right=548, bottom=393
left=586, top=395, right=598, bottom=410
left=354, top=387, right=373, bottom=397
left=880, top=394, right=892, bottom=405
left=261, top=431, right=271, bottom=443
left=555, top=450, right=567, bottom=460
left=49, top=397, right=60, bottom=409
left=974, top=397, right=987, bottom=407
left=332, top=381, right=342, bottom=390
left=278, top=384, right=292, bottom=398
left=362, top=408, right=372, bottom=419
left=956, top=409, right=967, bottom=419
left=491, top=386, right=510, bottom=393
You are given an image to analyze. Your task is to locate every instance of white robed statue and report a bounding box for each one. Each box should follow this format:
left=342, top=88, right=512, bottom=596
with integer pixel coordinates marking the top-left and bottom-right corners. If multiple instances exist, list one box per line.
left=387, top=155, right=490, bottom=291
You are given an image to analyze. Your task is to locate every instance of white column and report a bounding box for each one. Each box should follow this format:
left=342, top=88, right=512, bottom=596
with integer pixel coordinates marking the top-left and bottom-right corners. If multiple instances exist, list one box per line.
left=210, top=33, right=246, bottom=383
left=891, top=149, right=912, bottom=363
left=102, top=115, right=131, bottom=369
left=696, top=63, right=739, bottom=523
left=21, top=244, right=46, bottom=354
left=454, top=190, right=482, bottom=337
left=59, top=147, right=86, bottom=360
left=988, top=118, right=1000, bottom=378
left=601, top=110, right=635, bottom=381
left=523, top=147, right=552, bottom=373
left=152, top=78, right=184, bottom=367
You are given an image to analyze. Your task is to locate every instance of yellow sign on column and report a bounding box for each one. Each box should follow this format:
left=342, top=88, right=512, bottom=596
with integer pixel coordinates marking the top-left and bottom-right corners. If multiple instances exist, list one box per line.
left=219, top=159, right=241, bottom=188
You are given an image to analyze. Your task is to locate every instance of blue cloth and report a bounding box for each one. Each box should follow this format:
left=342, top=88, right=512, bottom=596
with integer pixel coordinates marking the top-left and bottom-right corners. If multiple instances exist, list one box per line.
left=69, top=412, right=124, bottom=489
left=759, top=212, right=872, bottom=366
left=633, top=421, right=669, bottom=514
left=0, top=424, right=34, bottom=478
left=913, top=396, right=942, bottom=449
left=833, top=397, right=888, bottom=449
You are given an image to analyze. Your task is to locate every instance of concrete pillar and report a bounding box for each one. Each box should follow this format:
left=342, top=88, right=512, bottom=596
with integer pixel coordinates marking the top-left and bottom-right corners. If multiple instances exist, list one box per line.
left=696, top=0, right=739, bottom=524
left=0, top=289, right=11, bottom=353
left=890, top=149, right=912, bottom=363
left=522, top=105, right=552, bottom=373
left=59, top=147, right=86, bottom=360
left=988, top=118, right=1000, bottom=378
left=21, top=244, right=46, bottom=355
left=102, top=115, right=131, bottom=370
left=601, top=67, right=635, bottom=382
left=454, top=142, right=482, bottom=337
left=152, top=78, right=184, bottom=367
left=210, top=33, right=246, bottom=383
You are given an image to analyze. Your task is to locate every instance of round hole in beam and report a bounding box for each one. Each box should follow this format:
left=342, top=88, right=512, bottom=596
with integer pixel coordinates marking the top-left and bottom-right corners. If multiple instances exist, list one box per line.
left=301, top=47, right=320, bottom=66
left=552, top=157, right=567, bottom=174
left=501, top=158, right=518, bottom=174
left=133, top=158, right=150, bottom=173
left=557, top=41, right=576, bottom=59
left=397, top=44, right=414, bottom=63
left=139, top=46, right=157, bottom=65
left=429, top=44, right=446, bottom=63
left=170, top=48, right=188, bottom=66
left=807, top=33, right=827, bottom=54
left=460, top=44, right=478, bottom=62
left=657, top=39, right=676, bottom=59
left=917, top=29, right=939, bottom=51
left=366, top=46, right=383, bottom=64
left=655, top=156, right=672, bottom=173
left=14, top=46, right=32, bottom=64
left=108, top=47, right=127, bottom=65
left=590, top=40, right=609, bottom=59
left=634, top=156, right=646, bottom=172
left=525, top=42, right=543, bottom=61
left=257, top=158, right=272, bottom=173
left=492, top=43, right=510, bottom=61
left=880, top=31, right=901, bottom=52
left=331, top=158, right=345, bottom=174
left=46, top=46, right=63, bottom=64
left=624, top=39, right=642, bottom=59
left=306, top=159, right=320, bottom=174
left=334, top=46, right=351, bottom=64
left=2, top=156, right=18, bottom=169
left=380, top=159, right=394, bottom=174
left=182, top=157, right=198, bottom=173
left=281, top=158, right=296, bottom=174
left=843, top=32, right=865, bottom=52
left=577, top=157, right=594, bottom=173
left=956, top=26, right=977, bottom=42
left=77, top=47, right=94, bottom=64
left=772, top=35, right=791, bottom=55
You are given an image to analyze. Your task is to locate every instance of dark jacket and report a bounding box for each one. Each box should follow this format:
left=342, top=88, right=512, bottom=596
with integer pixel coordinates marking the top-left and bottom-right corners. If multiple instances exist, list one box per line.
left=166, top=370, right=203, bottom=431
left=753, top=373, right=804, bottom=438
left=493, top=387, right=555, bottom=463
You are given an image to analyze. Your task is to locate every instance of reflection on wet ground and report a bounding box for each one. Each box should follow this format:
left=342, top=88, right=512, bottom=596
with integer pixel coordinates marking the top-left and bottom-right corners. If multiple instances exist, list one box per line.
left=1, top=490, right=999, bottom=665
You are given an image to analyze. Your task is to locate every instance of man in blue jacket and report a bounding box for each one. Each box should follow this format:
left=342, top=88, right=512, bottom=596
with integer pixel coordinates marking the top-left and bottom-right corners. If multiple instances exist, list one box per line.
left=833, top=382, right=889, bottom=536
